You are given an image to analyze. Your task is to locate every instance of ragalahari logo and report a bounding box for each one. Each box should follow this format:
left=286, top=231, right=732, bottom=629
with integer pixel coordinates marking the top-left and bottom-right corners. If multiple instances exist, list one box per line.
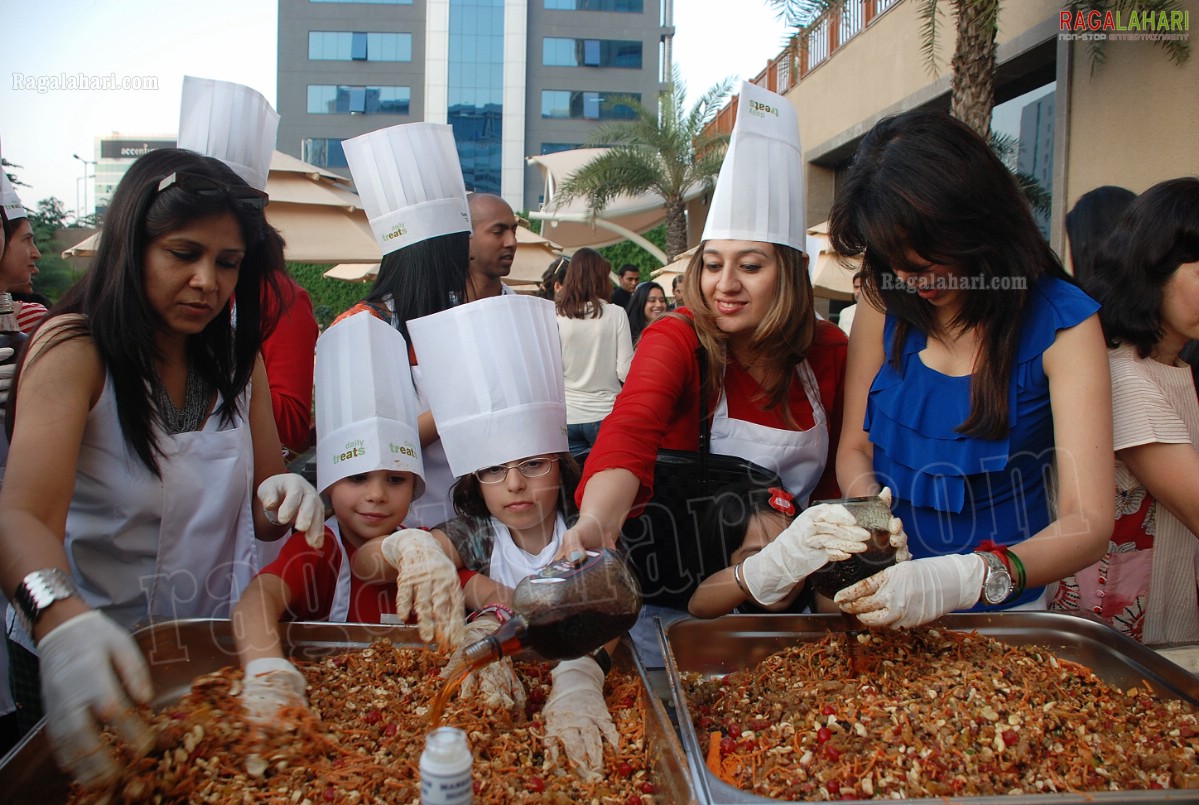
left=1060, top=7, right=1189, bottom=41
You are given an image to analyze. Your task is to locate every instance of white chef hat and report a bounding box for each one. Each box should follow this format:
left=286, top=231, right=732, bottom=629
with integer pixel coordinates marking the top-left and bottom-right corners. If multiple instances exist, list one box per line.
left=701, top=81, right=806, bottom=252
left=407, top=296, right=568, bottom=477
left=1, top=172, right=27, bottom=221
left=316, top=311, right=425, bottom=498
left=342, top=123, right=471, bottom=256
left=178, top=76, right=279, bottom=192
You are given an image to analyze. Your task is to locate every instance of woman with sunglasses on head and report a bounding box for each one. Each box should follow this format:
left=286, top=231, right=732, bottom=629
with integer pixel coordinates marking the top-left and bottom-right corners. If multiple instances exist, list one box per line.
left=0, top=148, right=324, bottom=787
left=556, top=248, right=633, bottom=456
left=626, top=280, right=668, bottom=346
left=828, top=111, right=1114, bottom=629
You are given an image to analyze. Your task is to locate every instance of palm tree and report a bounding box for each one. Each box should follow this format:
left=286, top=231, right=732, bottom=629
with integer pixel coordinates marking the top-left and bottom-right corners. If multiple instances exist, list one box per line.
left=552, top=68, right=733, bottom=261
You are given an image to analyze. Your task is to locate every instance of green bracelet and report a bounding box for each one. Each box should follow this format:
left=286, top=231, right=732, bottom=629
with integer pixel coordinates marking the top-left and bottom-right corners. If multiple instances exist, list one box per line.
left=1005, top=548, right=1027, bottom=596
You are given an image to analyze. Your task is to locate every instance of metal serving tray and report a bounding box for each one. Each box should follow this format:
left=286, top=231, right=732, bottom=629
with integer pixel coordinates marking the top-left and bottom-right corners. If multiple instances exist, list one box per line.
left=660, top=612, right=1199, bottom=805
left=1, top=618, right=695, bottom=804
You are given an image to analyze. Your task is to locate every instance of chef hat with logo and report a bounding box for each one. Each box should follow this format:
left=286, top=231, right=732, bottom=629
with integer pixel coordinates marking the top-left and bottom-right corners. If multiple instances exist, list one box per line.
left=178, top=76, right=279, bottom=192
left=407, top=295, right=567, bottom=477
left=701, top=81, right=806, bottom=252
left=1, top=172, right=27, bottom=222
left=316, top=312, right=425, bottom=497
left=342, top=123, right=471, bottom=257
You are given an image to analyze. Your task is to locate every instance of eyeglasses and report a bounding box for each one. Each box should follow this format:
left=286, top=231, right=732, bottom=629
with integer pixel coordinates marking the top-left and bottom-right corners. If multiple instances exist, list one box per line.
left=156, top=172, right=269, bottom=213
left=474, top=457, right=559, bottom=484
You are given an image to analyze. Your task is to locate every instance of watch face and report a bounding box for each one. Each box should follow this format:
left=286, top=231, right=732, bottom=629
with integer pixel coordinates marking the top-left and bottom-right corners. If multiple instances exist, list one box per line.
left=983, top=568, right=1013, bottom=605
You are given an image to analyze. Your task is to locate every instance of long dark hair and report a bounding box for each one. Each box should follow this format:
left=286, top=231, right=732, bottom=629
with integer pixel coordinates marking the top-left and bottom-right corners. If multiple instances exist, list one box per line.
left=362, top=232, right=470, bottom=344
left=450, top=451, right=582, bottom=521
left=1066, top=185, right=1136, bottom=286
left=626, top=280, right=666, bottom=345
left=10, top=148, right=284, bottom=476
left=538, top=256, right=569, bottom=301
left=829, top=110, right=1070, bottom=440
left=1087, top=177, right=1199, bottom=356
left=555, top=248, right=610, bottom=319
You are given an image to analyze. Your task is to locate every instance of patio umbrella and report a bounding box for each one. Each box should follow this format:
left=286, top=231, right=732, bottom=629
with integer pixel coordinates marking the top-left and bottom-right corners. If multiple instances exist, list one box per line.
left=649, top=245, right=695, bottom=299
left=806, top=220, right=861, bottom=301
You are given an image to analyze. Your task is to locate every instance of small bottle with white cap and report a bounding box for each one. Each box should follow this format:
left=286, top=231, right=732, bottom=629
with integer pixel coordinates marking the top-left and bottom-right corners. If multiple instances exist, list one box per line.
left=419, top=726, right=473, bottom=805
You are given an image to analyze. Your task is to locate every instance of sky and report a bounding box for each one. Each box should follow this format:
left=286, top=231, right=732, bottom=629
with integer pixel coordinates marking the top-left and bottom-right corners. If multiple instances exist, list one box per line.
left=0, top=0, right=791, bottom=220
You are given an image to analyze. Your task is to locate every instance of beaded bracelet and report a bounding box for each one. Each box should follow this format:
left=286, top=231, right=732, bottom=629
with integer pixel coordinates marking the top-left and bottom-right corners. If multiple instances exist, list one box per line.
left=467, top=602, right=514, bottom=625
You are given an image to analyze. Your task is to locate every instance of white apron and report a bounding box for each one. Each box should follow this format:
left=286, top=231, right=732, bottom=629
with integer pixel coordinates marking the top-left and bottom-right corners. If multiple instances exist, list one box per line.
left=326, top=520, right=354, bottom=622
left=709, top=360, right=829, bottom=508
left=487, top=514, right=567, bottom=589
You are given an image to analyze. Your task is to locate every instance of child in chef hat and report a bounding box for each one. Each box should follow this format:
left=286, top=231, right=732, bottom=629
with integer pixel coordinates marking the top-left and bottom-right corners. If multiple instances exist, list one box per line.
left=232, top=312, right=455, bottom=724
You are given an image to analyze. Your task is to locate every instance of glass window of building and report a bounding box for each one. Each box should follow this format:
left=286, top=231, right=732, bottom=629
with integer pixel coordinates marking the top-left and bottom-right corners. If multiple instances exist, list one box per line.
left=540, top=142, right=583, bottom=154
left=540, top=90, right=640, bottom=120
left=310, top=0, right=412, bottom=4
left=544, top=0, right=643, bottom=11
left=307, top=85, right=411, bottom=115
left=448, top=0, right=504, bottom=194
left=542, top=37, right=642, bottom=68
left=991, top=82, right=1056, bottom=240
left=309, top=32, right=413, bottom=61
left=302, top=138, right=349, bottom=168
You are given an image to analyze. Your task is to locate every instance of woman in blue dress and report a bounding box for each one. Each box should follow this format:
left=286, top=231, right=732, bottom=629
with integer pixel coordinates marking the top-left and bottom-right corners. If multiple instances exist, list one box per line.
left=828, top=111, right=1115, bottom=628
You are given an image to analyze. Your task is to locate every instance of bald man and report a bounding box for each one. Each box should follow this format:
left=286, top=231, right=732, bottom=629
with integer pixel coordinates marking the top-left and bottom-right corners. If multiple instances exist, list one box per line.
left=467, top=193, right=519, bottom=300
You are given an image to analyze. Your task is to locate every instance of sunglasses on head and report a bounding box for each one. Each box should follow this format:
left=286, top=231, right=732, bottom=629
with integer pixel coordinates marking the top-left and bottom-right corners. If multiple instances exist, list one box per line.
left=156, top=172, right=269, bottom=213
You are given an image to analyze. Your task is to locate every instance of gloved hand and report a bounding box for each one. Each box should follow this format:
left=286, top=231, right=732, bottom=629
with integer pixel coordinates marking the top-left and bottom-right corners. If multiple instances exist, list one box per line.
left=381, top=529, right=465, bottom=649
left=741, top=503, right=872, bottom=605
left=257, top=473, right=325, bottom=548
left=242, top=657, right=308, bottom=724
left=0, top=347, right=16, bottom=410
left=878, top=487, right=912, bottom=562
left=543, top=656, right=619, bottom=781
left=441, top=618, right=526, bottom=712
left=834, top=553, right=986, bottom=628
left=38, top=610, right=154, bottom=788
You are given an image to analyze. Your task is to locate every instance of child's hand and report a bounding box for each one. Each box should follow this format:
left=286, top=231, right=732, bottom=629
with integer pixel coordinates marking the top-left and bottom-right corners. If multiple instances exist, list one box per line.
left=242, top=657, right=307, bottom=724
left=442, top=617, right=527, bottom=712
left=381, top=529, right=465, bottom=649
left=543, top=656, right=619, bottom=781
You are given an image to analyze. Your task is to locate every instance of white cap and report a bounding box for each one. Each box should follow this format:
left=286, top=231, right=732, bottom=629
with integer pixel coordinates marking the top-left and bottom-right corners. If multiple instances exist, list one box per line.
left=407, top=296, right=567, bottom=477
left=701, top=81, right=806, bottom=252
left=316, top=312, right=425, bottom=497
left=1, top=172, right=26, bottom=221
left=178, top=76, right=279, bottom=191
left=342, top=123, right=471, bottom=256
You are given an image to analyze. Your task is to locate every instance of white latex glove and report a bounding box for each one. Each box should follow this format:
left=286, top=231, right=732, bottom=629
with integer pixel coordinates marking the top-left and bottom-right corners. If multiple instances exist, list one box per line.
left=741, top=503, right=872, bottom=605
left=38, top=610, right=154, bottom=788
left=878, top=487, right=912, bottom=562
left=257, top=473, right=325, bottom=548
left=442, top=618, right=526, bottom=712
left=381, top=528, right=465, bottom=649
left=834, top=553, right=986, bottom=628
left=0, top=347, right=16, bottom=409
left=242, top=657, right=308, bottom=724
left=543, top=656, right=619, bottom=781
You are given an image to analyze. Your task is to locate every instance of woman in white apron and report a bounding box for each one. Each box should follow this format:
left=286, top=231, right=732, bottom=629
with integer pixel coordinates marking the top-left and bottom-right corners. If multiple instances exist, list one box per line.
left=562, top=83, right=889, bottom=667
left=0, top=148, right=323, bottom=788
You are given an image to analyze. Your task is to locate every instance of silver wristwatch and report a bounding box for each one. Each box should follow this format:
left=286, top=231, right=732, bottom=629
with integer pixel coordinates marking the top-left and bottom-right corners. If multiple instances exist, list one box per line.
left=976, top=551, right=1013, bottom=606
left=13, top=568, right=79, bottom=628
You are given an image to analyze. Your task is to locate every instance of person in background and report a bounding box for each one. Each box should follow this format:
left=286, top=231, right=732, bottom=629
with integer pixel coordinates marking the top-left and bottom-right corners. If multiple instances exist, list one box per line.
left=234, top=313, right=434, bottom=722
left=0, top=148, right=324, bottom=787
left=555, top=248, right=633, bottom=455
left=1050, top=178, right=1199, bottom=651
left=261, top=273, right=318, bottom=458
left=560, top=83, right=853, bottom=664
left=0, top=173, right=48, bottom=333
left=467, top=193, right=519, bottom=300
left=610, top=263, right=639, bottom=309
left=837, top=271, right=862, bottom=337
left=1065, top=185, right=1136, bottom=286
left=829, top=110, right=1113, bottom=629
left=671, top=273, right=686, bottom=309
left=538, top=255, right=569, bottom=302
left=626, top=280, right=668, bottom=346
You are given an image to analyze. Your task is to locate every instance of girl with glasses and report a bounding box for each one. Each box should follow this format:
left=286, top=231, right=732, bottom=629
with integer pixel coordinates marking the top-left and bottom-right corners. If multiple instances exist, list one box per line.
left=0, top=148, right=324, bottom=784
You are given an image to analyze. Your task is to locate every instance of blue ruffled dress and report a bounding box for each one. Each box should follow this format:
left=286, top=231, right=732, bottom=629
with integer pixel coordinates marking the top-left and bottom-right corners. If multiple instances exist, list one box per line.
left=866, top=276, right=1099, bottom=608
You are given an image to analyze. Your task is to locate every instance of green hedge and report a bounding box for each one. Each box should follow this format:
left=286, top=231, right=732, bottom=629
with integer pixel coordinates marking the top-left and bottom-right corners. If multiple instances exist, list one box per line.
left=287, top=263, right=372, bottom=329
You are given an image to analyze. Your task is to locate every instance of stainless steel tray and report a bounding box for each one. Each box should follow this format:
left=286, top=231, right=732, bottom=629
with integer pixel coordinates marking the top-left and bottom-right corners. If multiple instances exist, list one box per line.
left=1, top=619, right=695, bottom=804
left=660, top=612, right=1199, bottom=805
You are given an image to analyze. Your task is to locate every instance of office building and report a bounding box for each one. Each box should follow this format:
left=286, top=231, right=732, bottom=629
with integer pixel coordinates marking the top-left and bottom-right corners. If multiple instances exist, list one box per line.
left=277, top=0, right=672, bottom=213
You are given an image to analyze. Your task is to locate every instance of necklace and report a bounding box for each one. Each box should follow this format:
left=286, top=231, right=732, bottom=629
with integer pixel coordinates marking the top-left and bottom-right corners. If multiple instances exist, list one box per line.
left=154, top=364, right=211, bottom=434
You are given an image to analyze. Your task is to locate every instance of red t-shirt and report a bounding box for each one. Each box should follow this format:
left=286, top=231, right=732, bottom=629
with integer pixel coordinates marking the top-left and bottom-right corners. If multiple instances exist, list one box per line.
left=260, top=522, right=397, bottom=623
left=578, top=312, right=847, bottom=514
left=261, top=275, right=319, bottom=455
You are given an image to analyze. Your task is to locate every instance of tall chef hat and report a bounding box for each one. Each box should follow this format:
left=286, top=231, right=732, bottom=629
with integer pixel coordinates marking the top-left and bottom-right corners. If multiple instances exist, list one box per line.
left=178, top=76, right=279, bottom=192
left=407, top=296, right=567, bottom=477
left=316, top=312, right=425, bottom=498
left=342, top=123, right=471, bottom=256
left=1, top=172, right=27, bottom=222
left=701, top=81, right=806, bottom=252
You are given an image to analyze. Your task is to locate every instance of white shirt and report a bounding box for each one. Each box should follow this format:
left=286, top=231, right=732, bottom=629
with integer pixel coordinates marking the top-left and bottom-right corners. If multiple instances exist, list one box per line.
left=557, top=302, right=634, bottom=424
